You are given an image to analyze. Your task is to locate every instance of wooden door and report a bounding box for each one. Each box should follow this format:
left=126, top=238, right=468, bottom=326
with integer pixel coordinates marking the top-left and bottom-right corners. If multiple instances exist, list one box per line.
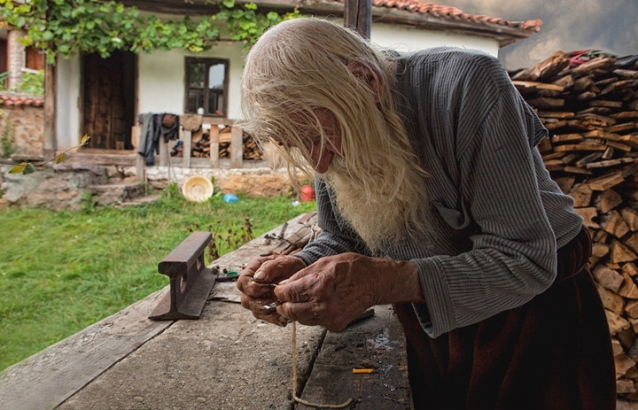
left=82, top=51, right=136, bottom=150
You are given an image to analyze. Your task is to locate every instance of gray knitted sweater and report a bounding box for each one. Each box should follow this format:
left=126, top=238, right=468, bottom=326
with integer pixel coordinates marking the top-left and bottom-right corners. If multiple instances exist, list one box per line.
left=294, top=47, right=584, bottom=338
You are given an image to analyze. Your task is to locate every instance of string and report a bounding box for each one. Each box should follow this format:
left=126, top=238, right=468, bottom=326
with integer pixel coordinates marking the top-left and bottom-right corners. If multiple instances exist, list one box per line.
left=291, top=321, right=354, bottom=409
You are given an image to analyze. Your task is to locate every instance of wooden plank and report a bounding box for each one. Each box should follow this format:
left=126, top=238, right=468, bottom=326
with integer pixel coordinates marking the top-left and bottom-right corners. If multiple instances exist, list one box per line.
left=133, top=125, right=145, bottom=182
left=590, top=100, right=624, bottom=108
left=554, top=144, right=606, bottom=152
left=43, top=63, right=57, bottom=157
left=158, top=137, right=168, bottom=167
left=0, top=290, right=174, bottom=410
left=344, top=0, right=372, bottom=39
left=209, top=124, right=220, bottom=168
left=538, top=111, right=575, bottom=119
left=512, top=81, right=565, bottom=92
left=527, top=97, right=565, bottom=109
left=230, top=125, right=244, bottom=169
left=297, top=305, right=410, bottom=410
left=182, top=129, right=192, bottom=168
left=586, top=157, right=637, bottom=169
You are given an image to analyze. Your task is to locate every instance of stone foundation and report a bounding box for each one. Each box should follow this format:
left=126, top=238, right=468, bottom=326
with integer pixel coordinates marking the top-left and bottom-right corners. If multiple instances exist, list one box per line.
left=0, top=161, right=305, bottom=211
left=0, top=162, right=109, bottom=211
left=144, top=165, right=302, bottom=198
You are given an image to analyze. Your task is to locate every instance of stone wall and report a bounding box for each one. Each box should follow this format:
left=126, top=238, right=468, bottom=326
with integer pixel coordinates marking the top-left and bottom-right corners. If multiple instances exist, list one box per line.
left=0, top=161, right=302, bottom=211
left=0, top=96, right=45, bottom=160
left=0, top=162, right=109, bottom=211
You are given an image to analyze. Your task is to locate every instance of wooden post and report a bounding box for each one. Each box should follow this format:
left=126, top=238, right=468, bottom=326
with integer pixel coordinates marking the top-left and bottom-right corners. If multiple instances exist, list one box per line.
left=43, top=62, right=57, bottom=158
left=182, top=129, right=192, bottom=168
left=344, top=0, right=372, bottom=39
left=159, top=137, right=168, bottom=167
left=132, top=125, right=145, bottom=182
left=230, top=125, right=243, bottom=169
left=209, top=125, right=220, bottom=168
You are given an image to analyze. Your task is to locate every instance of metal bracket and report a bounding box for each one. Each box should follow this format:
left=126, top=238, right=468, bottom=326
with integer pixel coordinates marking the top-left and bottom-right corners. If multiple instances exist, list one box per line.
left=149, top=231, right=216, bottom=320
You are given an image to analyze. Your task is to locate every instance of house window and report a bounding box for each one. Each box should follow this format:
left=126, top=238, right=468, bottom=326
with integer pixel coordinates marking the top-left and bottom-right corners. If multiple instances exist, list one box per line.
left=185, top=58, right=228, bottom=117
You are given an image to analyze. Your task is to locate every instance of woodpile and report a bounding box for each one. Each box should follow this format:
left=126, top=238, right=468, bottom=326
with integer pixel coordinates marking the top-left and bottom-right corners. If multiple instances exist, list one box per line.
left=171, top=126, right=264, bottom=160
left=511, top=51, right=638, bottom=400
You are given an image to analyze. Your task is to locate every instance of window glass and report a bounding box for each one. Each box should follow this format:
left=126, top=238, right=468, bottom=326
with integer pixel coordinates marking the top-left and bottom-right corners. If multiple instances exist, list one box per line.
left=209, top=63, right=225, bottom=90
left=185, top=58, right=228, bottom=117
left=188, top=63, right=206, bottom=88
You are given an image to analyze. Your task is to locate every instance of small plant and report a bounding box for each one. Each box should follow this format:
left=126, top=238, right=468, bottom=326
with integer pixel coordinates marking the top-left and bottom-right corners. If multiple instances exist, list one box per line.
left=164, top=182, right=179, bottom=198
left=15, top=70, right=45, bottom=95
left=1, top=120, right=16, bottom=159
left=188, top=217, right=254, bottom=264
left=80, top=191, right=97, bottom=213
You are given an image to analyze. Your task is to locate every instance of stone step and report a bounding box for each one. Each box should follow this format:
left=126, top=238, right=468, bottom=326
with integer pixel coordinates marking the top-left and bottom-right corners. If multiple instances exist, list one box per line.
left=117, top=194, right=162, bottom=208
left=88, top=183, right=147, bottom=206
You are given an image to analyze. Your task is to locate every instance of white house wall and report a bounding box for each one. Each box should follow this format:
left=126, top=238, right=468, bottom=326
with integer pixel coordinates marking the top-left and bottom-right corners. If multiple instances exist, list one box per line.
left=56, top=54, right=81, bottom=151
left=138, top=42, right=246, bottom=119
left=54, top=20, right=498, bottom=150
left=371, top=23, right=499, bottom=56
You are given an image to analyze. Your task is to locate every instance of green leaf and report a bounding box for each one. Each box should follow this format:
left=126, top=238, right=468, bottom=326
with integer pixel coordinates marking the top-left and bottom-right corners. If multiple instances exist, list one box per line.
left=22, top=163, right=36, bottom=174
left=222, top=0, right=235, bottom=8
left=55, top=153, right=68, bottom=164
left=9, top=163, right=28, bottom=174
left=9, top=162, right=36, bottom=175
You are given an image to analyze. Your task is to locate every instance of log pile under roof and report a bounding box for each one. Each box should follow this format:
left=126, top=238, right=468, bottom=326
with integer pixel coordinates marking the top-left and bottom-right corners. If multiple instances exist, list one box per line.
left=511, top=51, right=638, bottom=400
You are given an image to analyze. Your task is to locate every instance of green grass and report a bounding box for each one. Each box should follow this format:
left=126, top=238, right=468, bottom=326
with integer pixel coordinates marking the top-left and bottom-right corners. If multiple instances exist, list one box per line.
left=0, top=193, right=315, bottom=371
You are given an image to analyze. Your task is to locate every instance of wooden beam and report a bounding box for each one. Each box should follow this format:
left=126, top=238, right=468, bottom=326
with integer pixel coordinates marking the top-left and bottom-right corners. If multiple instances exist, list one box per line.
left=44, top=62, right=57, bottom=158
left=230, top=125, right=243, bottom=169
left=344, top=0, right=372, bottom=39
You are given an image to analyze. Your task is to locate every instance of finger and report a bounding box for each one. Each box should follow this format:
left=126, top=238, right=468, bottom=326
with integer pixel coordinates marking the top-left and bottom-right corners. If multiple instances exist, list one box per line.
left=277, top=301, right=323, bottom=326
left=239, top=256, right=276, bottom=279
left=274, top=273, right=315, bottom=303
left=237, top=276, right=278, bottom=298
left=254, top=255, right=306, bottom=282
left=239, top=295, right=289, bottom=327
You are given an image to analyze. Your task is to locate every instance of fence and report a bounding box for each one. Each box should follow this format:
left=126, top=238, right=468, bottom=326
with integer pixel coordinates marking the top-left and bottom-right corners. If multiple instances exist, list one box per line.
left=133, top=117, right=270, bottom=177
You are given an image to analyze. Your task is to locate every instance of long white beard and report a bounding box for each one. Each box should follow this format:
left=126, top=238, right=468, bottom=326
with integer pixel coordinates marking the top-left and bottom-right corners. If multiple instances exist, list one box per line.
left=324, top=157, right=430, bottom=253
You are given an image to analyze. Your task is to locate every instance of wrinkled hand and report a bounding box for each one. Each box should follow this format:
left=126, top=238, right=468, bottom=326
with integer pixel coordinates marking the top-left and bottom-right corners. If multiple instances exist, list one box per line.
left=236, top=255, right=307, bottom=326
left=273, top=252, right=382, bottom=332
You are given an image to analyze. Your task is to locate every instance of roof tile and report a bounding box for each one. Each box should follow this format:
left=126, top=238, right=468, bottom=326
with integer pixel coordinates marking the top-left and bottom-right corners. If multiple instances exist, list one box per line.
left=327, top=0, right=542, bottom=32
left=0, top=93, right=44, bottom=107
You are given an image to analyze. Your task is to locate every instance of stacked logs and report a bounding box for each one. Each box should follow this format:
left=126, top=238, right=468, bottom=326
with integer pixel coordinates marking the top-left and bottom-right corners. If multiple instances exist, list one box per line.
left=172, top=115, right=264, bottom=161
left=510, top=51, right=638, bottom=399
left=191, top=127, right=264, bottom=160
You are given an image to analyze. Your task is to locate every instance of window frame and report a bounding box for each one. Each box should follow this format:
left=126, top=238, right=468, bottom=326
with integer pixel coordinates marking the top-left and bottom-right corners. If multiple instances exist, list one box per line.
left=184, top=57, right=230, bottom=118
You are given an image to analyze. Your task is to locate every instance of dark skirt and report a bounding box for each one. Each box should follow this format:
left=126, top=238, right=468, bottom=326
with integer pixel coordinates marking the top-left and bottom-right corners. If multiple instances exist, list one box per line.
left=394, top=227, right=616, bottom=410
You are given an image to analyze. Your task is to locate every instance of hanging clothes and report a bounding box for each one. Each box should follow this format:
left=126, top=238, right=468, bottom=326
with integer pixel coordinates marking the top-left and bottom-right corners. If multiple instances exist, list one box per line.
left=137, top=113, right=180, bottom=165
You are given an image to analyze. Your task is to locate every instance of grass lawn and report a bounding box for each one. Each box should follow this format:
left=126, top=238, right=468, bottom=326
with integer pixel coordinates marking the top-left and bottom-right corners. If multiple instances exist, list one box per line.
left=0, top=192, right=315, bottom=371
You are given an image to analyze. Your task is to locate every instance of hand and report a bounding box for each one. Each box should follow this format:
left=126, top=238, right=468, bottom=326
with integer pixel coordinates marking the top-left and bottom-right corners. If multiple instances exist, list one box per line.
left=272, top=253, right=375, bottom=332
left=274, top=253, right=423, bottom=332
left=236, top=255, right=307, bottom=326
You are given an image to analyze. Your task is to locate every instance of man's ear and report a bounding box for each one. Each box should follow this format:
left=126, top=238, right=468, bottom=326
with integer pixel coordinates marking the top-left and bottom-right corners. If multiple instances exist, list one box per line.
left=346, top=61, right=384, bottom=103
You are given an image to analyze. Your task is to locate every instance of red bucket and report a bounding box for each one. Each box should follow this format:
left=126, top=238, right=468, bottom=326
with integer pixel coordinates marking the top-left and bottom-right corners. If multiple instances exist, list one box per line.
left=300, top=185, right=316, bottom=202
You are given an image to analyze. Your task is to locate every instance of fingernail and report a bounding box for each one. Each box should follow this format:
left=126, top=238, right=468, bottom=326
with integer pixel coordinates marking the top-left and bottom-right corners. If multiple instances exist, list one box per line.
left=254, top=270, right=265, bottom=280
left=278, top=279, right=288, bottom=285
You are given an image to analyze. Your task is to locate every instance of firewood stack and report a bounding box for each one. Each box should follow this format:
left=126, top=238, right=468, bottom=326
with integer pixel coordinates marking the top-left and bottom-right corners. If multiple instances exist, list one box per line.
left=510, top=51, right=638, bottom=400
left=191, top=127, right=264, bottom=160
